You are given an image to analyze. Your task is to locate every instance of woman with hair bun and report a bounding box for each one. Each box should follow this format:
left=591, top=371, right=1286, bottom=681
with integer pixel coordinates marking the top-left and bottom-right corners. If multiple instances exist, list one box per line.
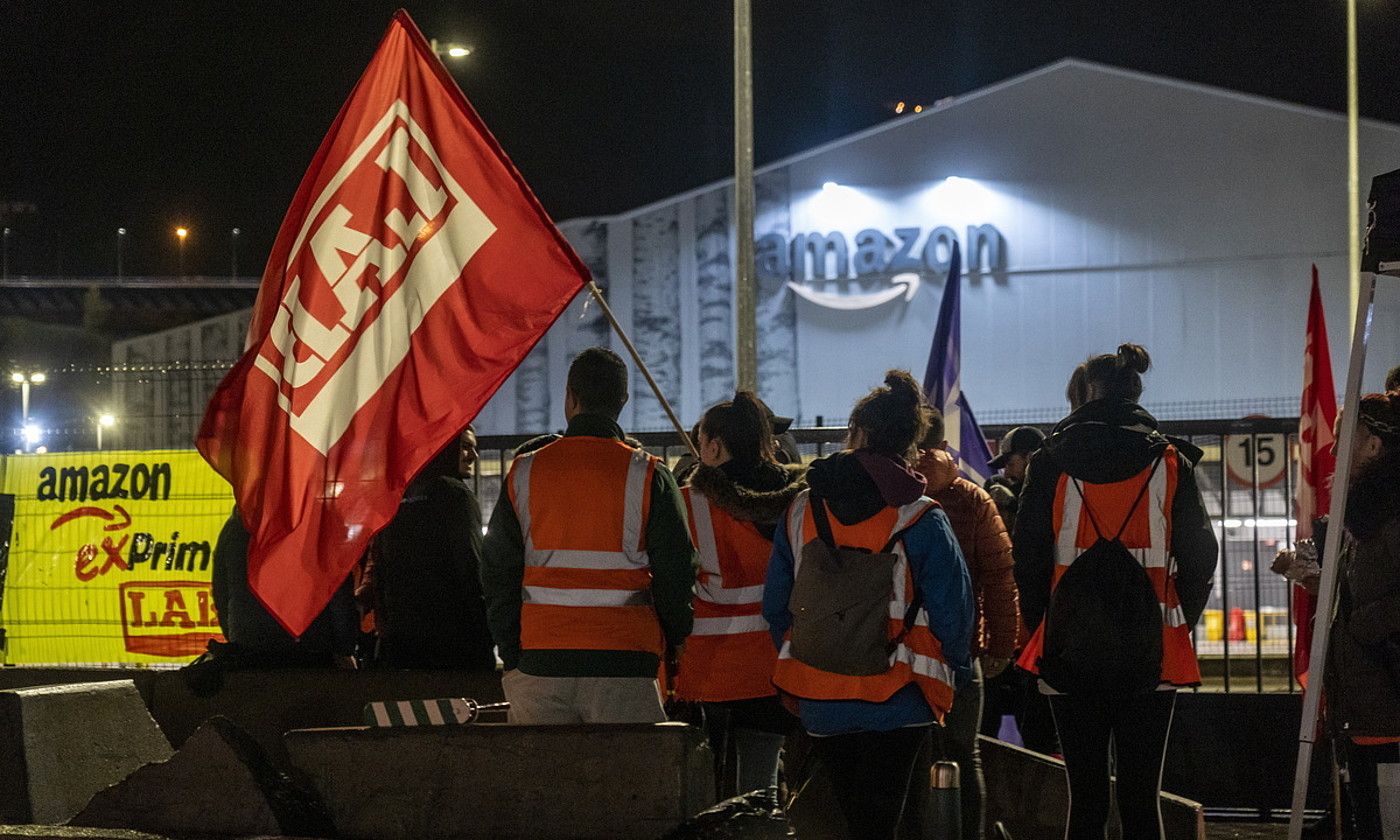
left=676, top=391, right=806, bottom=798
left=1014, top=344, right=1218, bottom=839
left=763, top=371, right=972, bottom=839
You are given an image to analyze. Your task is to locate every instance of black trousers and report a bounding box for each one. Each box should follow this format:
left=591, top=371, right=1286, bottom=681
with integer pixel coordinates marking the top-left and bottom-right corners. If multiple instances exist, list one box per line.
left=1048, top=691, right=1176, bottom=840
left=1346, top=740, right=1400, bottom=840
left=815, top=726, right=928, bottom=840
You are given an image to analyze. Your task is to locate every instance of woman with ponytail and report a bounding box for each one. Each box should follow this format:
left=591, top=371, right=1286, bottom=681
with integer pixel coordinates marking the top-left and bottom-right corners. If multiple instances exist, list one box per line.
left=676, top=391, right=806, bottom=798
left=763, top=371, right=973, bottom=839
left=1014, top=344, right=1218, bottom=839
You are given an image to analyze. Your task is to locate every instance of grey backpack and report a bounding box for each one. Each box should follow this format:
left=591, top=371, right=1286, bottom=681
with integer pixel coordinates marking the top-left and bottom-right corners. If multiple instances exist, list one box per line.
left=789, top=495, right=923, bottom=676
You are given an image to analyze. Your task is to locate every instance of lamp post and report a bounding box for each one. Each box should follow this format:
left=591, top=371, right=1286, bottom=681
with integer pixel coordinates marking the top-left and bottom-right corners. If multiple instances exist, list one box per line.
left=2, top=227, right=10, bottom=281
left=175, top=226, right=188, bottom=277
left=96, top=412, right=116, bottom=451
left=428, top=38, right=472, bottom=60
left=230, top=227, right=241, bottom=280
left=116, top=227, right=127, bottom=279
left=11, top=371, right=45, bottom=452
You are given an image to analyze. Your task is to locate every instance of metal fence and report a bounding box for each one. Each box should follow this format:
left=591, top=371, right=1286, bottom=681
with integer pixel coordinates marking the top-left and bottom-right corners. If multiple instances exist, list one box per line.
left=5, top=363, right=1307, bottom=691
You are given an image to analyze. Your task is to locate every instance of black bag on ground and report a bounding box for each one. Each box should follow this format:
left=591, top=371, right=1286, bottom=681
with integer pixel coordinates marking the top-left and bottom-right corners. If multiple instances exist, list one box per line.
left=1038, top=459, right=1165, bottom=695
left=789, top=495, right=920, bottom=677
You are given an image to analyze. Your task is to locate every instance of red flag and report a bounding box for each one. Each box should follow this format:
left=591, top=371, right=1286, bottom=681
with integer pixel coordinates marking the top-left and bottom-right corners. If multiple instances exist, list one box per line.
left=197, top=11, right=589, bottom=634
left=1293, top=265, right=1338, bottom=686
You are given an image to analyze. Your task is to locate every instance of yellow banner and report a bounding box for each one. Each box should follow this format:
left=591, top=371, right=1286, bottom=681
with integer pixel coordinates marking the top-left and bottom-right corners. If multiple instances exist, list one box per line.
left=0, top=450, right=233, bottom=665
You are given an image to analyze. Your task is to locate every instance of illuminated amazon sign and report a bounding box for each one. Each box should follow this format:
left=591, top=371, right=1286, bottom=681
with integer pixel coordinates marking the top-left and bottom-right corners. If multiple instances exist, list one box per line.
left=757, top=224, right=1006, bottom=310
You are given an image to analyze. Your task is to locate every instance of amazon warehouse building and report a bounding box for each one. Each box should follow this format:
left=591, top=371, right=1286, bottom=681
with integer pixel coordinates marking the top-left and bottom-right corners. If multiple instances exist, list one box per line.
left=115, top=59, right=1400, bottom=688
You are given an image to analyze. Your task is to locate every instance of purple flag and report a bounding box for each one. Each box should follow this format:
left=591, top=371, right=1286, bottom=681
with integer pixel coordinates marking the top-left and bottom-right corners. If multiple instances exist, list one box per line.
left=922, top=241, right=996, bottom=483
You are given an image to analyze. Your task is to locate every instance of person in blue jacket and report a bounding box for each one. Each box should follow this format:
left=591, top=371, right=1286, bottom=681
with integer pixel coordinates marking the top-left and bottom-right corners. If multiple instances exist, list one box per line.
left=764, top=370, right=974, bottom=839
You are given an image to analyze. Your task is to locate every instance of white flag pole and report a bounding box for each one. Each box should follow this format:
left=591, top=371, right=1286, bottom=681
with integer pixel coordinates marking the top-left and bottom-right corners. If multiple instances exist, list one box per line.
left=1287, top=270, right=1377, bottom=838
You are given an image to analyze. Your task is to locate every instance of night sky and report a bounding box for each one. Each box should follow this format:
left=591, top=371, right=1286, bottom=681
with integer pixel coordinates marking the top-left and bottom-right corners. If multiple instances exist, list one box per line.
left=3, top=1, right=1400, bottom=279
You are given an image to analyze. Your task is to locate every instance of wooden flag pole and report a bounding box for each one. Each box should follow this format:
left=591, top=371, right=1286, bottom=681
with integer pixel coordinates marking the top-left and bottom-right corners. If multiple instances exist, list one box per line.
left=1287, top=270, right=1379, bottom=838
left=585, top=281, right=700, bottom=461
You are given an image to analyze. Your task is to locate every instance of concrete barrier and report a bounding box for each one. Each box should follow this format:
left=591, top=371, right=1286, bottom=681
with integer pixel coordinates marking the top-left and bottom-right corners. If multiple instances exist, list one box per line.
left=0, top=681, right=172, bottom=825
left=285, top=721, right=716, bottom=839
left=146, top=668, right=505, bottom=763
left=982, top=736, right=1205, bottom=840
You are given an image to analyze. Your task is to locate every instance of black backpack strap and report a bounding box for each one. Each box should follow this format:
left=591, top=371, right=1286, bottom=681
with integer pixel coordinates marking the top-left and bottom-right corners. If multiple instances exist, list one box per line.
left=1113, top=456, right=1163, bottom=541
left=809, top=494, right=837, bottom=548
left=1071, top=455, right=1164, bottom=543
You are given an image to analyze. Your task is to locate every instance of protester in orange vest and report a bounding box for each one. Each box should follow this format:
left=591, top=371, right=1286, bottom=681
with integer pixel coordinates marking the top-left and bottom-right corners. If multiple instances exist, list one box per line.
left=676, top=390, right=806, bottom=797
left=912, top=406, right=1019, bottom=840
left=1325, top=391, right=1400, bottom=838
left=480, top=347, right=697, bottom=724
left=764, top=371, right=973, bottom=840
left=1014, top=344, right=1217, bottom=840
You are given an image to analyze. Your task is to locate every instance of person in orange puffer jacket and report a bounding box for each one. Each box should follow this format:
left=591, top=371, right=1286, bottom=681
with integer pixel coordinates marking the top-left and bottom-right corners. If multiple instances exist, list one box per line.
left=905, top=406, right=1019, bottom=840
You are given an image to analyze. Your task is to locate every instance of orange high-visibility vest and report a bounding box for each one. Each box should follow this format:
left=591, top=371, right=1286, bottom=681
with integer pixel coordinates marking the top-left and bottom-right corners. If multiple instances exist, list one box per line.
left=1017, top=448, right=1202, bottom=687
left=675, top=486, right=777, bottom=702
left=507, top=436, right=664, bottom=655
left=771, top=491, right=958, bottom=721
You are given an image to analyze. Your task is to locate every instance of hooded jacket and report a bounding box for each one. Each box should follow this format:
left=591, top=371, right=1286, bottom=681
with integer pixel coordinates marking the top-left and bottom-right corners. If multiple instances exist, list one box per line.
left=1012, top=399, right=1218, bottom=634
left=764, top=450, right=973, bottom=735
left=676, top=460, right=806, bottom=702
left=916, top=448, right=1020, bottom=659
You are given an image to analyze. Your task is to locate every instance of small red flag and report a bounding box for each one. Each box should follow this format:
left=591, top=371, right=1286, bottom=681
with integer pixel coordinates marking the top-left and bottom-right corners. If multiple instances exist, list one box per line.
left=197, top=11, right=588, bottom=634
left=1293, top=265, right=1338, bottom=686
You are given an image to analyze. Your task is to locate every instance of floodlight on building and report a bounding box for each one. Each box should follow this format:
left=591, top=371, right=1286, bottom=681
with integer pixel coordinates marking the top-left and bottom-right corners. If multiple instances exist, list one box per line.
left=29, top=372, right=45, bottom=384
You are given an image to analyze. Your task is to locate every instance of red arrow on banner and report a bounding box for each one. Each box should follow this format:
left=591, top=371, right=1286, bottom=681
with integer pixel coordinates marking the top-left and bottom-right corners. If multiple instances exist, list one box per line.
left=50, top=504, right=133, bottom=532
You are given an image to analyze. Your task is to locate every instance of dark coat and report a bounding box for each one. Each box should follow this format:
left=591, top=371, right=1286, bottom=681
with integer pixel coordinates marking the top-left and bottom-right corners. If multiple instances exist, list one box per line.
left=1012, top=398, right=1219, bottom=633
left=1328, top=453, right=1400, bottom=740
left=370, top=476, right=495, bottom=670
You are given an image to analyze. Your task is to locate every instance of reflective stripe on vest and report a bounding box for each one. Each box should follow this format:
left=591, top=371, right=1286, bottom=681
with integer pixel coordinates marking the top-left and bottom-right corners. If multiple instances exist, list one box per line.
left=509, top=437, right=663, bottom=654
left=675, top=486, right=778, bottom=702
left=772, top=490, right=957, bottom=720
left=1019, top=447, right=1201, bottom=686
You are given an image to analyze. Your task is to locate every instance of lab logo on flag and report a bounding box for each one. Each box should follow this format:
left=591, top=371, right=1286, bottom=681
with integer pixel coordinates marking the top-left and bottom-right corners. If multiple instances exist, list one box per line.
left=255, top=101, right=496, bottom=454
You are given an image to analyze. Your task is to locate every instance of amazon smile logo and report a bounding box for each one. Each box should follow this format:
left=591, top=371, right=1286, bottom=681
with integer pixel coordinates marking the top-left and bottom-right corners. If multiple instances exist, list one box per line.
left=756, top=224, right=1005, bottom=311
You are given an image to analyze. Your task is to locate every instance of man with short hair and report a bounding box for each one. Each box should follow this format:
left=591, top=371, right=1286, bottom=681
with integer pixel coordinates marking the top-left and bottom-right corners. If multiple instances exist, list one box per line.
left=984, top=427, right=1044, bottom=537
left=481, top=347, right=696, bottom=724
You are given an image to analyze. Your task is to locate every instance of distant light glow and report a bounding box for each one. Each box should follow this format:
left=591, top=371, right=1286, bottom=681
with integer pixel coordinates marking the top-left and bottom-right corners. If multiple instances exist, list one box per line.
left=10, top=372, right=24, bottom=384
left=894, top=101, right=906, bottom=114
left=98, top=413, right=117, bottom=428
left=21, top=424, right=42, bottom=445
left=447, top=46, right=471, bottom=58
left=117, top=227, right=127, bottom=236
left=913, top=105, right=924, bottom=113
left=175, top=227, right=188, bottom=239
left=29, top=372, right=45, bottom=384
left=822, top=181, right=839, bottom=192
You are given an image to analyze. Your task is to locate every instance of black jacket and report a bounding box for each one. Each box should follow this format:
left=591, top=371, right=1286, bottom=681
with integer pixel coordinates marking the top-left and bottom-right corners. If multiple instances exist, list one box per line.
left=1327, top=451, right=1400, bottom=739
left=1012, top=399, right=1218, bottom=633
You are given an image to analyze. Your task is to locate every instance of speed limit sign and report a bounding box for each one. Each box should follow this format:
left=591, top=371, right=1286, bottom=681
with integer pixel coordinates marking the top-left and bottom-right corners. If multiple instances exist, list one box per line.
left=1224, top=432, right=1287, bottom=488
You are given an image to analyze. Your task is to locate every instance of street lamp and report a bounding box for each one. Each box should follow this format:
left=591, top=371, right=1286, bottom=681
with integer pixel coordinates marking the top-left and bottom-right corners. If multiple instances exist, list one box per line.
left=96, top=412, right=116, bottom=450
left=428, top=38, right=472, bottom=60
left=231, top=227, right=241, bottom=280
left=117, top=227, right=127, bottom=279
left=2, top=227, right=10, bottom=281
left=175, top=226, right=189, bottom=277
left=10, top=372, right=45, bottom=450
